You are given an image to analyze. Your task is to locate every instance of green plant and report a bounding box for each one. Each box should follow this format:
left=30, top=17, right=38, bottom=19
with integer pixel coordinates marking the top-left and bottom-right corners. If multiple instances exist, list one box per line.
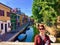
left=32, top=0, right=60, bottom=26
left=32, top=26, right=39, bottom=42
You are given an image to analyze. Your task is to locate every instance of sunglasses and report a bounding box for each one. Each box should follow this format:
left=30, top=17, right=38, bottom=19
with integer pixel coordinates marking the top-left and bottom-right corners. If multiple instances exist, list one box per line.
left=39, top=28, right=45, bottom=30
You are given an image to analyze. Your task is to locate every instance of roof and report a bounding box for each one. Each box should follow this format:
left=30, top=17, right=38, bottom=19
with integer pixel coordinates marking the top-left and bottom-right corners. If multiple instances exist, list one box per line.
left=0, top=2, right=12, bottom=9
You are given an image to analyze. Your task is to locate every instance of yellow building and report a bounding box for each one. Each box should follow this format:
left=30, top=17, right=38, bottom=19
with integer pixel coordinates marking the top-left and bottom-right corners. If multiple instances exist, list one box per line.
left=24, top=15, right=28, bottom=23
left=20, top=14, right=24, bottom=26
left=0, top=3, right=11, bottom=35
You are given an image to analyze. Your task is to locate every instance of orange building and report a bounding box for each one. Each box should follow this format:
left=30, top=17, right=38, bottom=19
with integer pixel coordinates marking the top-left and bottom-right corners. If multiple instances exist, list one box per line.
left=20, top=13, right=25, bottom=26
left=24, top=15, right=28, bottom=23
left=0, top=3, right=11, bottom=34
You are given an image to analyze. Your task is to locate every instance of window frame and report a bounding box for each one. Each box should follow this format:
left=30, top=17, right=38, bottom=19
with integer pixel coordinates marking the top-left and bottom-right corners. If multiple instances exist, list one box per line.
left=0, top=10, right=4, bottom=16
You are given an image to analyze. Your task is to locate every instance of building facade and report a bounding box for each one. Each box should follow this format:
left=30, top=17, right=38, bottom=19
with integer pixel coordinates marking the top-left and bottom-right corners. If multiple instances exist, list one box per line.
left=16, top=14, right=20, bottom=27
left=0, top=3, right=11, bottom=34
left=10, top=13, right=17, bottom=30
left=11, top=8, right=21, bottom=29
left=24, top=15, right=28, bottom=23
left=20, top=14, right=24, bottom=26
left=16, top=8, right=21, bottom=27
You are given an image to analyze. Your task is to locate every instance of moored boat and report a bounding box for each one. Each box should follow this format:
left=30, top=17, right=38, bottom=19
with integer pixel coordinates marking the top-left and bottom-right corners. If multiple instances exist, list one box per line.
left=17, top=34, right=27, bottom=41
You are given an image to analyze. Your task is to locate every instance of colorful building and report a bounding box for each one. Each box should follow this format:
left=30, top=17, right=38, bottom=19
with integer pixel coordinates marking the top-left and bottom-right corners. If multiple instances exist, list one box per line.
left=11, top=8, right=29, bottom=27
left=15, top=8, right=21, bottom=27
left=24, top=15, right=28, bottom=23
left=20, top=14, right=24, bottom=26
left=11, top=8, right=21, bottom=29
left=16, top=14, right=20, bottom=27
left=10, top=13, right=17, bottom=30
left=0, top=3, right=11, bottom=34
left=20, top=14, right=29, bottom=26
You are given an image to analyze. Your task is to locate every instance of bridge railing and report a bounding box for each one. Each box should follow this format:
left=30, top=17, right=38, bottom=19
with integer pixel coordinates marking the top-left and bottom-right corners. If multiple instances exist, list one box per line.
left=0, top=42, right=60, bottom=45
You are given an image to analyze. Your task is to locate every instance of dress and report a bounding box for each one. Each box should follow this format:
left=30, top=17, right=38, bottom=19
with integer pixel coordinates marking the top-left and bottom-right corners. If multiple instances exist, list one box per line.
left=34, top=34, right=51, bottom=45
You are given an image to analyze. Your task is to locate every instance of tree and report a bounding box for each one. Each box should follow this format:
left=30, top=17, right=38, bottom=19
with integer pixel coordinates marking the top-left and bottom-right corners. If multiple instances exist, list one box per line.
left=32, top=0, right=60, bottom=26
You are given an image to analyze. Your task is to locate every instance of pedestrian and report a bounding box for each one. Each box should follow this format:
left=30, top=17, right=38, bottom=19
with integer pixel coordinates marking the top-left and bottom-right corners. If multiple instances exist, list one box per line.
left=34, top=24, right=51, bottom=45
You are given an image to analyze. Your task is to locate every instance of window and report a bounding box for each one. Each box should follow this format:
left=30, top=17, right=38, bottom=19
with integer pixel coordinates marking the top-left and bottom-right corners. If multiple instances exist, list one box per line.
left=0, top=10, right=4, bottom=16
left=18, top=16, right=20, bottom=19
left=1, top=23, right=3, bottom=30
left=7, top=12, right=10, bottom=17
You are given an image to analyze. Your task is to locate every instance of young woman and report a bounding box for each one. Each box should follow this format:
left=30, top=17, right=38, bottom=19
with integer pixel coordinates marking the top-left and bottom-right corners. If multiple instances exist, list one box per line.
left=34, top=24, right=51, bottom=45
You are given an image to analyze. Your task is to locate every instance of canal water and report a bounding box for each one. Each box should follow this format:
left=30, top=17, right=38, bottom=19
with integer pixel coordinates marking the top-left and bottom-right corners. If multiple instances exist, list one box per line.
left=16, top=26, right=34, bottom=42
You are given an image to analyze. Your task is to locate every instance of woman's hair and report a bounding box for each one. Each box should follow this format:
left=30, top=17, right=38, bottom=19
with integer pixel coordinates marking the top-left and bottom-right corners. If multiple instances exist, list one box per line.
left=38, top=23, right=45, bottom=30
left=38, top=24, right=39, bottom=27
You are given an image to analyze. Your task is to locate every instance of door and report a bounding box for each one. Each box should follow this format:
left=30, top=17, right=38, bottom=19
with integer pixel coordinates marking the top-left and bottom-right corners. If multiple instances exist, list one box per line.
left=5, top=24, right=7, bottom=33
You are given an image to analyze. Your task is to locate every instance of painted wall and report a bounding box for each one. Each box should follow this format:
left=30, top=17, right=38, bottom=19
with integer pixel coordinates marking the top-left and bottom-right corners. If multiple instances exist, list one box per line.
left=10, top=13, right=17, bottom=30
left=0, top=3, right=11, bottom=35
left=0, top=4, right=10, bottom=21
left=20, top=15, right=24, bottom=26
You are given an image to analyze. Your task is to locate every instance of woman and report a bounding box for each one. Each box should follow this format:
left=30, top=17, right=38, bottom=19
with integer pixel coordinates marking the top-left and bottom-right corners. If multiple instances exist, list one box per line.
left=34, top=24, right=51, bottom=45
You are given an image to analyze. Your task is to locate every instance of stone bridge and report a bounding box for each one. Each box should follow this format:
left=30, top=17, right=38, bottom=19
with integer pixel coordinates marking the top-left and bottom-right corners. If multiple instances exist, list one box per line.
left=0, top=42, right=60, bottom=45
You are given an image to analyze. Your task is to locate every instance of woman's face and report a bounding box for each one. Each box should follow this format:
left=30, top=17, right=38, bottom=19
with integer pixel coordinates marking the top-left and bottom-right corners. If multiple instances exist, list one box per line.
left=39, top=27, right=45, bottom=34
left=38, top=24, right=46, bottom=34
left=40, top=30, right=45, bottom=33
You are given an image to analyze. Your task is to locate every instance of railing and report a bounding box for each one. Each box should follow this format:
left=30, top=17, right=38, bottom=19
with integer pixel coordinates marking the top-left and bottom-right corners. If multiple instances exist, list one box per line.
left=0, top=42, right=60, bottom=45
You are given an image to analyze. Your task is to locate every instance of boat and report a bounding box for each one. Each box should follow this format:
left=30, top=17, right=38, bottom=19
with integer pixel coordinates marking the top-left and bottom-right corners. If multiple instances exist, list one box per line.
left=17, top=34, right=27, bottom=41
left=26, top=26, right=30, bottom=30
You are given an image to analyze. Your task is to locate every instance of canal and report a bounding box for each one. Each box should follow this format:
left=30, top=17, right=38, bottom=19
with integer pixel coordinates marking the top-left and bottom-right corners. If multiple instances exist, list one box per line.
left=16, top=26, right=34, bottom=42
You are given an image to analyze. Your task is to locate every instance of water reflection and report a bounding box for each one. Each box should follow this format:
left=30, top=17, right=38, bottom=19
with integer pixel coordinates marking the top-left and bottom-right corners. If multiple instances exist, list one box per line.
left=17, top=26, right=34, bottom=42
left=25, top=26, right=34, bottom=42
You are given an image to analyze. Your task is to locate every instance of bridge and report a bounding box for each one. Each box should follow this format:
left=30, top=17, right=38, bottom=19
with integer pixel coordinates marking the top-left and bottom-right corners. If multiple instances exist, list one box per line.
left=0, top=42, right=60, bottom=45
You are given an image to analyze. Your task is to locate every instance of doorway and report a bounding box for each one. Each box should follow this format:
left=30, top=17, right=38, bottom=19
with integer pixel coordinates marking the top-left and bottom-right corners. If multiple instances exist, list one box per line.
left=5, top=24, right=7, bottom=33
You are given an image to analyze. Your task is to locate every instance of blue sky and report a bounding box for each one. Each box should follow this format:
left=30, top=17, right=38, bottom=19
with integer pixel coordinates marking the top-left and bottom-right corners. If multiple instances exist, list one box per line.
left=0, top=0, right=33, bottom=17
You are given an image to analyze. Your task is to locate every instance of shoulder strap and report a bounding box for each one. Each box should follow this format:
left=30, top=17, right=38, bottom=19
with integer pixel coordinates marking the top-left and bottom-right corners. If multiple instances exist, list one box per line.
left=38, top=35, right=42, bottom=40
left=45, top=35, right=50, bottom=40
left=38, top=35, right=45, bottom=45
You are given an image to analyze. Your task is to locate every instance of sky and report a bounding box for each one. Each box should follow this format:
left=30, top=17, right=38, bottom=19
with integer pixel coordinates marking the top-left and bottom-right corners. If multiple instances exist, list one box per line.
left=0, top=0, right=33, bottom=17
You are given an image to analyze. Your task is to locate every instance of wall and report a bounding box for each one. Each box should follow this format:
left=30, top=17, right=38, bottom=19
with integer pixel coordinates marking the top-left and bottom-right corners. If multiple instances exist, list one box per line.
left=20, top=15, right=24, bottom=26
left=0, top=42, right=60, bottom=45
left=0, top=4, right=10, bottom=21
left=0, top=3, right=11, bottom=34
